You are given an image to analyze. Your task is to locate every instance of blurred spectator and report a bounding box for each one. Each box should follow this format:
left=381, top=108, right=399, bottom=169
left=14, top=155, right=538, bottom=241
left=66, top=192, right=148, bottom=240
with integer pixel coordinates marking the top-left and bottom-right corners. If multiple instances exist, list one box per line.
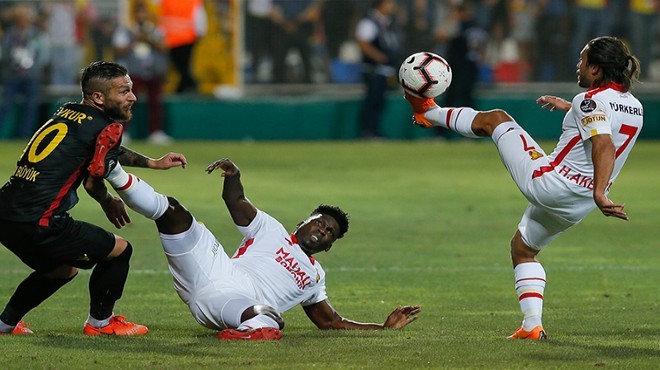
left=0, top=4, right=50, bottom=139
left=270, top=0, right=321, bottom=83
left=402, top=0, right=437, bottom=57
left=355, top=0, right=402, bottom=139
left=629, top=0, right=659, bottom=79
left=320, top=0, right=358, bottom=60
left=534, top=0, right=571, bottom=81
left=159, top=0, right=207, bottom=93
left=245, top=0, right=276, bottom=83
left=508, top=0, right=540, bottom=81
left=570, top=0, right=610, bottom=75
left=113, top=0, right=172, bottom=145
left=42, top=0, right=82, bottom=87
left=83, top=2, right=115, bottom=62
left=434, top=0, right=488, bottom=139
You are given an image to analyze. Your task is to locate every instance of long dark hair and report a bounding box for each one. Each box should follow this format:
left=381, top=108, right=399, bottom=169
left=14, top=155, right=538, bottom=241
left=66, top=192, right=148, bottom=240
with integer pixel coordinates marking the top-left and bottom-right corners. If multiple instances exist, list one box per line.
left=587, top=36, right=640, bottom=91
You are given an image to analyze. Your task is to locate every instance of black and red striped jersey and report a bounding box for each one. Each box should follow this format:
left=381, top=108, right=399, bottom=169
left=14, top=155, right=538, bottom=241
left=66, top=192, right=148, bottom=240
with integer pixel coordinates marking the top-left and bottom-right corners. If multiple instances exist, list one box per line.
left=0, top=102, right=120, bottom=225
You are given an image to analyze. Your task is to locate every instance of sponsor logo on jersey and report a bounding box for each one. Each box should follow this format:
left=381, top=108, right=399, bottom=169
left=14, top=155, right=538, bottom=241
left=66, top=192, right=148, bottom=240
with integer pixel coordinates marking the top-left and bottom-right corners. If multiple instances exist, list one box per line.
left=275, top=247, right=312, bottom=290
left=580, top=99, right=597, bottom=113
left=580, top=114, right=606, bottom=126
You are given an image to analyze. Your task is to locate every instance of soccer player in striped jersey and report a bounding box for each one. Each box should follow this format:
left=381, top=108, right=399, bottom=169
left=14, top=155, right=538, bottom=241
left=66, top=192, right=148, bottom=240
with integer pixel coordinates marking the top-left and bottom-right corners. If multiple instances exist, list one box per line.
left=0, top=61, right=186, bottom=336
left=404, top=36, right=643, bottom=340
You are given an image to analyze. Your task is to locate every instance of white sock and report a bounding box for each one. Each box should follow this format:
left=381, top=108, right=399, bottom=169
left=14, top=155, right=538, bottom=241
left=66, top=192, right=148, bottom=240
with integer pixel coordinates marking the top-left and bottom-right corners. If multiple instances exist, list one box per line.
left=106, top=164, right=169, bottom=220
left=236, top=314, right=279, bottom=331
left=423, top=107, right=480, bottom=138
left=0, top=318, right=16, bottom=333
left=514, top=262, right=546, bottom=331
left=86, top=313, right=112, bottom=328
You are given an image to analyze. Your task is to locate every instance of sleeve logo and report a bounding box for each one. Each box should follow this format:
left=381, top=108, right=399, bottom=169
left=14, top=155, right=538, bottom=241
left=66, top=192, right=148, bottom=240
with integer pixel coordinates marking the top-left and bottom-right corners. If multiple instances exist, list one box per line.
left=580, top=114, right=606, bottom=126
left=580, top=99, right=597, bottom=113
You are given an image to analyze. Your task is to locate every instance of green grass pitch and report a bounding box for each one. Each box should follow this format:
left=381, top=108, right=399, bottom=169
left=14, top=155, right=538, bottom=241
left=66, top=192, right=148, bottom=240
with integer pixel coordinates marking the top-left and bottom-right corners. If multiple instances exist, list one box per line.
left=0, top=140, right=658, bottom=369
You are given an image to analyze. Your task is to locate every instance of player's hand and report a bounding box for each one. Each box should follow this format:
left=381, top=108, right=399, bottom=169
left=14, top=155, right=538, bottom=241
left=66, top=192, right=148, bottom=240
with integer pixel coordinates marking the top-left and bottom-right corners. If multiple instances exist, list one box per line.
left=205, top=158, right=239, bottom=177
left=594, top=194, right=629, bottom=221
left=151, top=152, right=187, bottom=169
left=383, top=305, right=421, bottom=329
left=101, top=194, right=131, bottom=229
left=536, top=95, right=571, bottom=112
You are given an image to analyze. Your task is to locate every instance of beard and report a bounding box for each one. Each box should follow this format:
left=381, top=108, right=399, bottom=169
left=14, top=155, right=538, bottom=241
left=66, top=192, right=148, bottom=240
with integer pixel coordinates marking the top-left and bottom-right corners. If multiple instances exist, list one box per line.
left=105, top=104, right=133, bottom=122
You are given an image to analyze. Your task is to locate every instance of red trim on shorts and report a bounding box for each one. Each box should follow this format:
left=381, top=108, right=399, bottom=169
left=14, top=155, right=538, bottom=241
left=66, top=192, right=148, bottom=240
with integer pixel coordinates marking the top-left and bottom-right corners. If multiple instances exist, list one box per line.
left=39, top=166, right=84, bottom=227
left=519, top=292, right=544, bottom=301
left=531, top=134, right=581, bottom=179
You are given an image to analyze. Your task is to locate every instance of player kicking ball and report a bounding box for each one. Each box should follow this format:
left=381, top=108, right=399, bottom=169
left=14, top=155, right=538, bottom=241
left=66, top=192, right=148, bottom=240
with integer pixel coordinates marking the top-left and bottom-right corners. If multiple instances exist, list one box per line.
left=402, top=36, right=642, bottom=340
left=100, top=159, right=420, bottom=340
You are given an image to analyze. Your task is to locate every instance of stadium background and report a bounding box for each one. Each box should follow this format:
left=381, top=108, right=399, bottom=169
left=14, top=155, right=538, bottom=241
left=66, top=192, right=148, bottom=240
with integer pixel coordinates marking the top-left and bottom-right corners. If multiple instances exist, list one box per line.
left=0, top=0, right=658, bottom=140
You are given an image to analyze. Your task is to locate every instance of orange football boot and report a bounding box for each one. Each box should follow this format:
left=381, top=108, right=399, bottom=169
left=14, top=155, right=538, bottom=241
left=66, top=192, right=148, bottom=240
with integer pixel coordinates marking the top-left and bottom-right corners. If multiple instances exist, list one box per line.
left=88, top=123, right=123, bottom=178
left=507, top=325, right=548, bottom=341
left=403, top=91, right=438, bottom=128
left=0, top=321, right=33, bottom=335
left=83, top=315, right=148, bottom=336
left=217, top=327, right=282, bottom=341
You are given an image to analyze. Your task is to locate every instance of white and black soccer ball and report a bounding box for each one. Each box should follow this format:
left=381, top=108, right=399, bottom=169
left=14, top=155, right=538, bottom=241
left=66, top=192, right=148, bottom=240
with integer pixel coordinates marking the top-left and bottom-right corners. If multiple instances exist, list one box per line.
left=399, top=52, right=452, bottom=98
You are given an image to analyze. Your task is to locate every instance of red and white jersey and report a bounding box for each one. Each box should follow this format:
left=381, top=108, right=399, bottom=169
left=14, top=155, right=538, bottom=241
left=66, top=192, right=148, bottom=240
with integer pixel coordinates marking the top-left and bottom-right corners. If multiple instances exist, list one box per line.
left=232, top=210, right=328, bottom=313
left=545, top=83, right=643, bottom=195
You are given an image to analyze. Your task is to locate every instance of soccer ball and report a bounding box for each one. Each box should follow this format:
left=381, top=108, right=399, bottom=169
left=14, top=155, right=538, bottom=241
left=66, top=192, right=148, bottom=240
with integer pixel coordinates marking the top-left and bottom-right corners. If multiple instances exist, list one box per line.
left=399, top=52, right=452, bottom=98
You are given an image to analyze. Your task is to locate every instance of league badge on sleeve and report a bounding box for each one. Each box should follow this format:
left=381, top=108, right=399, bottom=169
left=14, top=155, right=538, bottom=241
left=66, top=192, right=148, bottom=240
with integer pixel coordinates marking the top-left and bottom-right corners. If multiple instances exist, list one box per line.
left=580, top=99, right=597, bottom=113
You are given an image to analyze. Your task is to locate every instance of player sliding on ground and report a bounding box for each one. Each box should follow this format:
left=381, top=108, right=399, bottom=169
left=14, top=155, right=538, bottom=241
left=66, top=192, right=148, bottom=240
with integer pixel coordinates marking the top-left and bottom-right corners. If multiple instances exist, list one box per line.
left=98, top=158, right=420, bottom=340
left=403, top=36, right=642, bottom=340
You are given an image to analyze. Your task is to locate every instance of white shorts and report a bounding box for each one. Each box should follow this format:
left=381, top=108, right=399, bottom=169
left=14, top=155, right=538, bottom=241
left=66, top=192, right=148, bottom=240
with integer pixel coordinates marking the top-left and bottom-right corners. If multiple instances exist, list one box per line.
left=495, top=125, right=597, bottom=249
left=160, top=220, right=260, bottom=330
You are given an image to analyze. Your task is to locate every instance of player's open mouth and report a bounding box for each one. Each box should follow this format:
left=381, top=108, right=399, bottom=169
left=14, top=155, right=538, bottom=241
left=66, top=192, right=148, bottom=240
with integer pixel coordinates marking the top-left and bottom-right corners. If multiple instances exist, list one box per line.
left=310, top=235, right=319, bottom=242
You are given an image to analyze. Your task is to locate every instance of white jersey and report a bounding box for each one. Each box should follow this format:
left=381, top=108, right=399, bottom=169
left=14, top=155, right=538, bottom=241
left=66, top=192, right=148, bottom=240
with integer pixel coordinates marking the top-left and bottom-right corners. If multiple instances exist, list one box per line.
left=232, top=210, right=328, bottom=312
left=160, top=209, right=327, bottom=330
left=539, top=83, right=643, bottom=196
left=494, top=83, right=642, bottom=249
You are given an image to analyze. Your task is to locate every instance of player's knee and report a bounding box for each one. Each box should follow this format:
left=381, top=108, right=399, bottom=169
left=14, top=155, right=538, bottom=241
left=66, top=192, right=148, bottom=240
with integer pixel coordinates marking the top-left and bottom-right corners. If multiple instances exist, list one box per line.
left=43, top=265, right=79, bottom=280
left=155, top=196, right=194, bottom=234
left=242, top=304, right=285, bottom=329
left=510, top=232, right=538, bottom=265
left=473, top=109, right=514, bottom=136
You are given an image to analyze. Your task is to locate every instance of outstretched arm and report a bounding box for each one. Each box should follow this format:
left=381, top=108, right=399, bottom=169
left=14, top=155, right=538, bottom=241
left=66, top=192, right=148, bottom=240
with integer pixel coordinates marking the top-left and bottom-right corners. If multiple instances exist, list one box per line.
left=118, top=146, right=187, bottom=170
left=536, top=95, right=571, bottom=112
left=205, top=158, right=257, bottom=227
left=590, top=134, right=628, bottom=220
left=303, top=299, right=420, bottom=330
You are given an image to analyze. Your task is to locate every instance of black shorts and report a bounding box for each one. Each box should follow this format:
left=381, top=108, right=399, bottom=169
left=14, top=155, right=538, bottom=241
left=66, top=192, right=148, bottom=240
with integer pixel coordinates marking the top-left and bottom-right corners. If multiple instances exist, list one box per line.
left=0, top=214, right=116, bottom=273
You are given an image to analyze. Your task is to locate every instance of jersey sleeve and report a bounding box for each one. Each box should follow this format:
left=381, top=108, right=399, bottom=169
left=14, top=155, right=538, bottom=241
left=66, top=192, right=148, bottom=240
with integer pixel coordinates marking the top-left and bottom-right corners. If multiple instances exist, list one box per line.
left=572, top=94, right=612, bottom=140
left=300, top=264, right=328, bottom=306
left=235, top=209, right=282, bottom=239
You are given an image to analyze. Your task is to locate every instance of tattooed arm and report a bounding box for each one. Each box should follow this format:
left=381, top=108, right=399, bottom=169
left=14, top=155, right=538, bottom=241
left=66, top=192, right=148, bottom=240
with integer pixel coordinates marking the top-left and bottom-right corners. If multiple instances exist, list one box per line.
left=118, top=146, right=188, bottom=170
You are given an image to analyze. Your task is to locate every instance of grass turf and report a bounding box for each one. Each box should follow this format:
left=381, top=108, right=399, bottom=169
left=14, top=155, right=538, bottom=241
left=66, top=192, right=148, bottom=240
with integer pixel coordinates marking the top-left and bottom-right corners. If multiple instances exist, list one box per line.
left=0, top=140, right=658, bottom=369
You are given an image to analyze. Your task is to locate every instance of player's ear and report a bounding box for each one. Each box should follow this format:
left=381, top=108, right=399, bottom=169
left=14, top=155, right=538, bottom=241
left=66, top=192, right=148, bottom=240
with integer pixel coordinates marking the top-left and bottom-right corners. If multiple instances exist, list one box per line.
left=91, top=91, right=104, bottom=105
